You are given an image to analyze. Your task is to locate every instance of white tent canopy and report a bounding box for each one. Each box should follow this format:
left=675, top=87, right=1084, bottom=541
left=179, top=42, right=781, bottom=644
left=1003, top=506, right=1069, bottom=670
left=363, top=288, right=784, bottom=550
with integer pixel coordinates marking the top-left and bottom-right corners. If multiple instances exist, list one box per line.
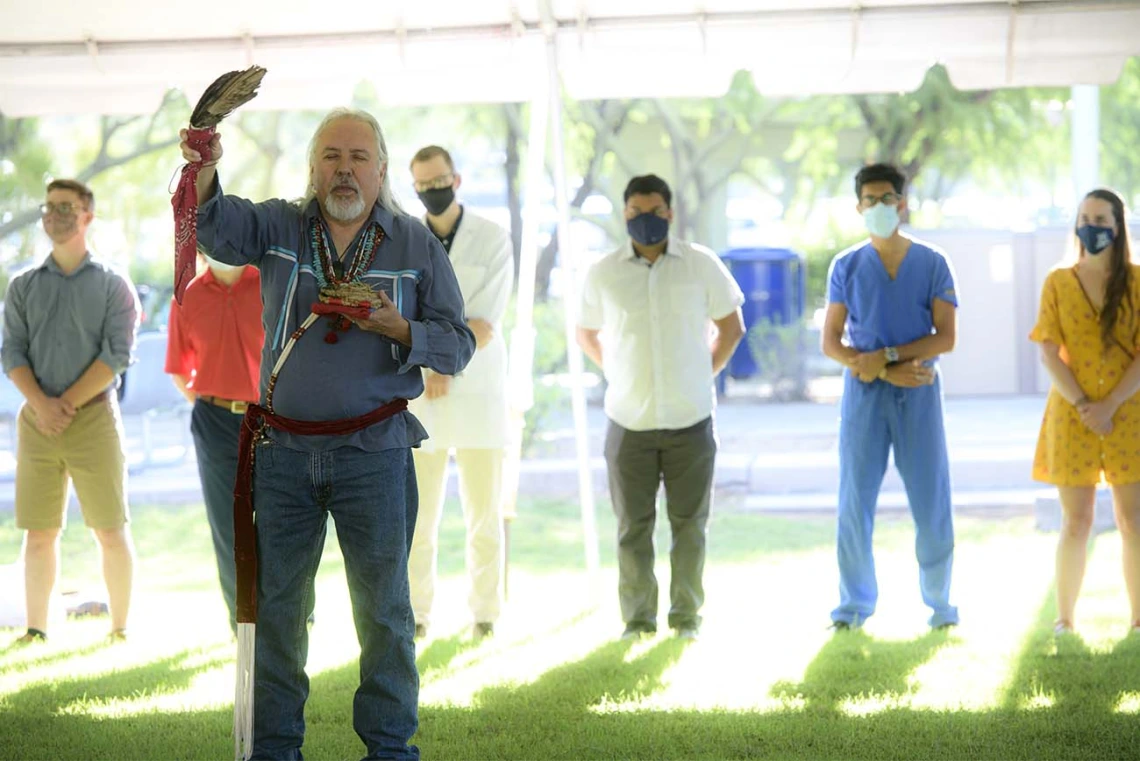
left=2, top=1, right=1139, bottom=117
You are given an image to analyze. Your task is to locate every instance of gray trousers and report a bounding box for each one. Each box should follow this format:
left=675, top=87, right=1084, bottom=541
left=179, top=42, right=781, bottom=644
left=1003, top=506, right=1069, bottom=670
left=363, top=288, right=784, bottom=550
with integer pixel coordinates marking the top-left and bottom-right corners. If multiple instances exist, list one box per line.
left=603, top=416, right=717, bottom=630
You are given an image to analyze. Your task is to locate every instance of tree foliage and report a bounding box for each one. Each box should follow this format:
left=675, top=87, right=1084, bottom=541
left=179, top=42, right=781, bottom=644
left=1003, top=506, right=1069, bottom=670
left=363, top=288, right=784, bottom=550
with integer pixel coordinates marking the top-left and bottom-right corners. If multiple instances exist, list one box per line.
left=1101, top=57, right=1140, bottom=207
left=4, top=57, right=1138, bottom=296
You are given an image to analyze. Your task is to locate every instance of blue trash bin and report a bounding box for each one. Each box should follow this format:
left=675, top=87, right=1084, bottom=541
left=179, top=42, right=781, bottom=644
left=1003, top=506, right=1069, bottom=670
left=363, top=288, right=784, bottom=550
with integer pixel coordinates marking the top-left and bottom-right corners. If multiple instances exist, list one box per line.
left=718, top=247, right=806, bottom=383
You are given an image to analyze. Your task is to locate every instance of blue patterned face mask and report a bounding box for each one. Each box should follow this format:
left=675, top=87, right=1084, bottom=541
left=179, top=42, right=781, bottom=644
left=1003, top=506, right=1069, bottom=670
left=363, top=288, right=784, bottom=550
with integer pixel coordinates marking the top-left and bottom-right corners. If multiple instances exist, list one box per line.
left=862, top=203, right=900, bottom=239
left=627, top=212, right=669, bottom=246
left=1076, top=224, right=1115, bottom=255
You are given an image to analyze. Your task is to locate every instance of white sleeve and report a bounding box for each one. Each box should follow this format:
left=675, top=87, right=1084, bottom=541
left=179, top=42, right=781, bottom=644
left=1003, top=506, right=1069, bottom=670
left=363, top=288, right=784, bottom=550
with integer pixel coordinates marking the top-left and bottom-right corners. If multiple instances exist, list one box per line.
left=577, top=263, right=605, bottom=331
left=704, top=251, right=744, bottom=320
left=462, top=226, right=514, bottom=325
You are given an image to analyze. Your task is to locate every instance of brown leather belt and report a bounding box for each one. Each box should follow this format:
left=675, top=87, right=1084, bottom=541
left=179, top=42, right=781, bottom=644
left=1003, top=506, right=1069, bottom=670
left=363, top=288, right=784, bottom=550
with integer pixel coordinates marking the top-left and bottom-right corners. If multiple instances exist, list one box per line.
left=198, top=395, right=250, bottom=414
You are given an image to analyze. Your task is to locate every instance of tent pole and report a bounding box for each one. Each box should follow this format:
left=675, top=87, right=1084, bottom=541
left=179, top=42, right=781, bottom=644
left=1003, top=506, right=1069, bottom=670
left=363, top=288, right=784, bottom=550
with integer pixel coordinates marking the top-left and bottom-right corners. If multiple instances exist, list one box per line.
left=1070, top=84, right=1100, bottom=199
left=502, top=75, right=552, bottom=601
left=545, top=28, right=601, bottom=581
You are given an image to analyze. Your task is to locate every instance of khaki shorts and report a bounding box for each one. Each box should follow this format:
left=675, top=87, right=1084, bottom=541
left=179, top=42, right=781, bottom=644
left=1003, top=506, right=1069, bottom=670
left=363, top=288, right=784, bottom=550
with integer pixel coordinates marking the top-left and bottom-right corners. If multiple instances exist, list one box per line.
left=15, top=394, right=129, bottom=531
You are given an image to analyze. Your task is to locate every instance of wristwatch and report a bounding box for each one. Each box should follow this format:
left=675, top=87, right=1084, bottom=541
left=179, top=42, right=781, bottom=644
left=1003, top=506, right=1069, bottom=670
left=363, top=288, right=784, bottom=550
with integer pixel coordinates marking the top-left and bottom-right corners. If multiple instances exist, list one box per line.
left=883, top=346, right=899, bottom=363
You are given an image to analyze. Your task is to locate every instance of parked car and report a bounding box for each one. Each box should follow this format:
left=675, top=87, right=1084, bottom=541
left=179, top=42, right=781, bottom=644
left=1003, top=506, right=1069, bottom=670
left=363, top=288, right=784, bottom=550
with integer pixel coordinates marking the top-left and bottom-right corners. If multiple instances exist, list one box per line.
left=136, top=283, right=174, bottom=333
left=0, top=282, right=181, bottom=415
left=118, top=283, right=174, bottom=403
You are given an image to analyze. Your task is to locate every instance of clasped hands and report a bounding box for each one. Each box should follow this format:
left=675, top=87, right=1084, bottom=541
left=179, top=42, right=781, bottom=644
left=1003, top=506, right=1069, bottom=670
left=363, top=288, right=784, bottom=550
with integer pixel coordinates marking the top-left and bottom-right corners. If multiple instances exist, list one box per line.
left=32, top=397, right=76, bottom=437
left=1076, top=396, right=1116, bottom=436
left=849, top=350, right=933, bottom=388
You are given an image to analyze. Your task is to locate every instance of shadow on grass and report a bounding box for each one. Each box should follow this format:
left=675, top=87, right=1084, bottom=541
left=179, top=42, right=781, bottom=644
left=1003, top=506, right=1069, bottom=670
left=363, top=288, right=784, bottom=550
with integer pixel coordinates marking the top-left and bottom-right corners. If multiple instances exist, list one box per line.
left=416, top=632, right=479, bottom=676
left=5, top=579, right=1140, bottom=760
left=4, top=618, right=1140, bottom=761
left=402, top=619, right=1140, bottom=760
left=0, top=645, right=237, bottom=761
left=417, top=605, right=602, bottom=683
left=0, top=634, right=138, bottom=670
left=996, top=583, right=1140, bottom=743
left=471, top=636, right=690, bottom=712
left=769, top=627, right=953, bottom=712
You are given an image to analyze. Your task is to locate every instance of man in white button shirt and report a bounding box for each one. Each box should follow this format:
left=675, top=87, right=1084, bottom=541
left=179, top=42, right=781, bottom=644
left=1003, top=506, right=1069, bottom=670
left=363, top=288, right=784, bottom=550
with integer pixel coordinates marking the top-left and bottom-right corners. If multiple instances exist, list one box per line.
left=407, top=145, right=514, bottom=641
left=576, top=174, right=745, bottom=641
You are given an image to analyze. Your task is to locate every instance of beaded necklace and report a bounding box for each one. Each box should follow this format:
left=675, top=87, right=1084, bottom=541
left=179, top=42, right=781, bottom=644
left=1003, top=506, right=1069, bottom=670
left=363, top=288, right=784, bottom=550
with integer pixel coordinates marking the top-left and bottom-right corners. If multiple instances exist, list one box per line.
left=309, top=217, right=385, bottom=343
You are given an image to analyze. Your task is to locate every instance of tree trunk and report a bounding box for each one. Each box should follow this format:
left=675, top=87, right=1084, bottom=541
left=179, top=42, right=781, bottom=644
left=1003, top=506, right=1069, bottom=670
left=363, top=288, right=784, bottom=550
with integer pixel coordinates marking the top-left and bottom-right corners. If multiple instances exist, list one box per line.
left=534, top=101, right=632, bottom=300
left=0, top=99, right=181, bottom=241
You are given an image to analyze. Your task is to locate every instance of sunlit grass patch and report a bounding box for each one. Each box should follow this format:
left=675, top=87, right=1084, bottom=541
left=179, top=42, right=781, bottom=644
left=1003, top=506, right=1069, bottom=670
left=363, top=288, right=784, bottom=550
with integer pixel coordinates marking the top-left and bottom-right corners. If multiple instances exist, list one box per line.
left=3, top=503, right=1140, bottom=760
left=1116, top=691, right=1140, bottom=714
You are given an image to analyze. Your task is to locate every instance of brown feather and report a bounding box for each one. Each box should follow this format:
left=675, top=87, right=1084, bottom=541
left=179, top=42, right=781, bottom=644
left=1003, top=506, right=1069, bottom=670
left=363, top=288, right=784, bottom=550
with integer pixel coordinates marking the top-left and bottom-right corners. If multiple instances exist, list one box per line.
left=189, top=65, right=268, bottom=129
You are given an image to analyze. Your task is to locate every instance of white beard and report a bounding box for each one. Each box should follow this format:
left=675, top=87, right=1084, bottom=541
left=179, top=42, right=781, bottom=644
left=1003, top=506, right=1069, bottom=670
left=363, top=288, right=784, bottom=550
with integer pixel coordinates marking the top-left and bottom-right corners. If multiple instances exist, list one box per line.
left=324, top=191, right=366, bottom=222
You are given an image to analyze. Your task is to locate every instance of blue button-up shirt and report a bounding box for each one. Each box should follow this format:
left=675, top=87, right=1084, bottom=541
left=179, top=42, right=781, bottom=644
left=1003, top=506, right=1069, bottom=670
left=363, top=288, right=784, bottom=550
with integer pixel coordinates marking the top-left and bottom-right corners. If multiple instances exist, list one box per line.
left=196, top=181, right=476, bottom=452
left=1, top=253, right=139, bottom=397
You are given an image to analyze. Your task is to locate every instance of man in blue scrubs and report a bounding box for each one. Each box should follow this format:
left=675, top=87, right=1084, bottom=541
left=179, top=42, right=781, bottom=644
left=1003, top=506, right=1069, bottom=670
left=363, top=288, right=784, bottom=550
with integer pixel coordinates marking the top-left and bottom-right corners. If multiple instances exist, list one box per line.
left=821, top=163, right=960, bottom=631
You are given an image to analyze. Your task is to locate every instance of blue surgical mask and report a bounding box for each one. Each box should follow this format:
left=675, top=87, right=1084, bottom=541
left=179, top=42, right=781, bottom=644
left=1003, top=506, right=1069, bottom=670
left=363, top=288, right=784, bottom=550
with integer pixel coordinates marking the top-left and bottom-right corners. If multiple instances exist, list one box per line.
left=1076, top=224, right=1115, bottom=255
left=862, top=203, right=900, bottom=239
left=627, top=212, right=669, bottom=246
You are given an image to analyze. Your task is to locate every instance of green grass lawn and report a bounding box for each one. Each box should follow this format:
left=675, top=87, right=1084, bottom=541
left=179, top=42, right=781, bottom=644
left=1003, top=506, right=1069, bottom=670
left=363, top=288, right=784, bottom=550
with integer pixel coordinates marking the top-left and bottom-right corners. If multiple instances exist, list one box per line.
left=1, top=498, right=1139, bottom=760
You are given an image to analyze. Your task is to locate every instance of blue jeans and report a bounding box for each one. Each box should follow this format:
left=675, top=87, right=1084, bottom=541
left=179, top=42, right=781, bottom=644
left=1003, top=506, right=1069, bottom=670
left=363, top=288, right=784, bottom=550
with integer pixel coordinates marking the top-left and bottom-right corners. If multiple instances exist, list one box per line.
left=832, top=372, right=959, bottom=628
left=251, top=440, right=420, bottom=761
left=190, top=400, right=243, bottom=634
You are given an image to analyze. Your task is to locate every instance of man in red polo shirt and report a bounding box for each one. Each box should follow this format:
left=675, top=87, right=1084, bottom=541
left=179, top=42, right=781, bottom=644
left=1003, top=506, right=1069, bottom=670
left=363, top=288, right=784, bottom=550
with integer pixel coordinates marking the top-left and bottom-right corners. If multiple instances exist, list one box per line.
left=165, top=254, right=263, bottom=634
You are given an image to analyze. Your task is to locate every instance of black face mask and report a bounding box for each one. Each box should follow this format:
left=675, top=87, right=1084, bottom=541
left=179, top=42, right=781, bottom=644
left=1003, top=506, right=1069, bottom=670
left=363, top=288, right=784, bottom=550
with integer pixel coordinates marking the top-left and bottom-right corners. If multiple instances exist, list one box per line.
left=417, top=187, right=455, bottom=216
left=1076, top=224, right=1115, bottom=255
left=627, top=212, right=669, bottom=246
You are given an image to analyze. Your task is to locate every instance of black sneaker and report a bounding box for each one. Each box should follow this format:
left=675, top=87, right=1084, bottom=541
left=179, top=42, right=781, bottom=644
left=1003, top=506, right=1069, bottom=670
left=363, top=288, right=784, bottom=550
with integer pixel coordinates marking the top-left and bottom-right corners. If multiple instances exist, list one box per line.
left=414, top=623, right=428, bottom=640
left=16, top=628, right=47, bottom=645
left=828, top=620, right=858, bottom=632
left=473, top=622, right=494, bottom=640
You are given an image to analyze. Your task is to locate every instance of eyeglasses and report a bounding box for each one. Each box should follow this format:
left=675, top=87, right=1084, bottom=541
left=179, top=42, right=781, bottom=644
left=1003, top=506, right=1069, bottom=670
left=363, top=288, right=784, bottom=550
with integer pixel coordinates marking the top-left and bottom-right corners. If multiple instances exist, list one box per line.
left=413, top=175, right=454, bottom=193
left=860, top=192, right=901, bottom=207
left=40, top=202, right=84, bottom=216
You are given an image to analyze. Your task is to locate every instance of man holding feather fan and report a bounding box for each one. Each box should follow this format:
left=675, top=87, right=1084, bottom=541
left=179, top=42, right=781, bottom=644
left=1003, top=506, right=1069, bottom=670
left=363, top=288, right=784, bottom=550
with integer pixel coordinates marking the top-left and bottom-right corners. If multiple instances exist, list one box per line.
left=176, top=68, right=474, bottom=760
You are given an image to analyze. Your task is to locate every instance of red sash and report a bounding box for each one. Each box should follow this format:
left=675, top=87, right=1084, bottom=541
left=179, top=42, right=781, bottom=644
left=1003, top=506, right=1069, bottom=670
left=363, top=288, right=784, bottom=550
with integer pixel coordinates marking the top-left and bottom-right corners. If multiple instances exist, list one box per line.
left=232, top=399, right=409, bottom=623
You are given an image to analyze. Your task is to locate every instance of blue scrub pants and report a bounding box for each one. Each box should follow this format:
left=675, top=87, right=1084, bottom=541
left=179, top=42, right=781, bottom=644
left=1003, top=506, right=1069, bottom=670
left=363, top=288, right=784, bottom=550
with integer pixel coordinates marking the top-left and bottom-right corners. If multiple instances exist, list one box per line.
left=832, top=370, right=959, bottom=628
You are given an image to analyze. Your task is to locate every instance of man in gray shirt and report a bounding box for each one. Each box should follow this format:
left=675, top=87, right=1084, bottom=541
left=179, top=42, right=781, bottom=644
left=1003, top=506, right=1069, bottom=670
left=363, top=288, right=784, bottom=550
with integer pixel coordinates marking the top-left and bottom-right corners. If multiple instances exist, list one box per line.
left=1, top=179, right=140, bottom=644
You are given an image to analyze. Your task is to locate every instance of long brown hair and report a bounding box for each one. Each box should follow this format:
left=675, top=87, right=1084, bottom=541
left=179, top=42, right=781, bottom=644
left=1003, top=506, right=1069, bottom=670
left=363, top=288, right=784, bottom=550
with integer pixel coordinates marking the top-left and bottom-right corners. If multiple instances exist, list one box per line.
left=1078, top=188, right=1134, bottom=349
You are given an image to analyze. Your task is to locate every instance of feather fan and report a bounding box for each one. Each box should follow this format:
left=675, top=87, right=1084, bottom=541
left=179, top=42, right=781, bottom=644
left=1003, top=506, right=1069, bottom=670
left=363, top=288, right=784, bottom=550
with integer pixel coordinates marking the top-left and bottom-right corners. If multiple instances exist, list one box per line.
left=189, top=65, right=268, bottom=129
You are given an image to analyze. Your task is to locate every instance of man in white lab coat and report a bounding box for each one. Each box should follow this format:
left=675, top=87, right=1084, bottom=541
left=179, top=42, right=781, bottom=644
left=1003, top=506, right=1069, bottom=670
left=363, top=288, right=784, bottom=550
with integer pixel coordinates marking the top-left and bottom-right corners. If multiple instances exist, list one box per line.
left=407, top=145, right=515, bottom=640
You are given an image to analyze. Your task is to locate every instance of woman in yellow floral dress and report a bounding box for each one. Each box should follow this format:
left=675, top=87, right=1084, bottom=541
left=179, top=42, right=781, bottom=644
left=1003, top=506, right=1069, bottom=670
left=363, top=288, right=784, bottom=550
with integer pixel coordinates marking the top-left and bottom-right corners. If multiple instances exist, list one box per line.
left=1030, top=188, right=1140, bottom=636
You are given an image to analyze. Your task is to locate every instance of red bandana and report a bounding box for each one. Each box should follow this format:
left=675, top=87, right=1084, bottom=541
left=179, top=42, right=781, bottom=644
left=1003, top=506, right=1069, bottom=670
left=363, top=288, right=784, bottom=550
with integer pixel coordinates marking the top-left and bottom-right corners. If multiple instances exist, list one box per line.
left=171, top=126, right=216, bottom=304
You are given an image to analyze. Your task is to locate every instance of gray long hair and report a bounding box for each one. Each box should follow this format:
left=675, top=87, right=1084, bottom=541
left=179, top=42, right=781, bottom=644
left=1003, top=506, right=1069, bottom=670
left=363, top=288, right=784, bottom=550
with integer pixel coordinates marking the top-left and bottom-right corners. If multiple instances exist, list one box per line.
left=299, top=108, right=405, bottom=215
